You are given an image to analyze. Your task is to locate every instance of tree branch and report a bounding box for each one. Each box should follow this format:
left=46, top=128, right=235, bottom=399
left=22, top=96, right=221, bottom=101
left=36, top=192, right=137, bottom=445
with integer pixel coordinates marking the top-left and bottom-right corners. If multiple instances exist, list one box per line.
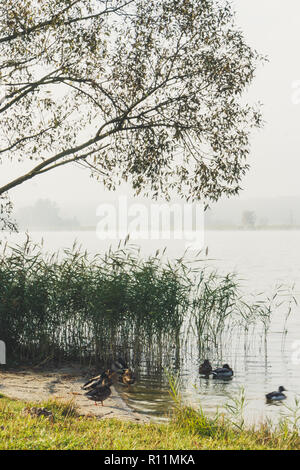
left=0, top=0, right=135, bottom=44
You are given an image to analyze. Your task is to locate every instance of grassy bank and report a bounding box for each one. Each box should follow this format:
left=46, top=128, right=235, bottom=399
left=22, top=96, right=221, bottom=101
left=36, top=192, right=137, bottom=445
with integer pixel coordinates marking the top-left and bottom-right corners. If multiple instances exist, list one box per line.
left=0, top=394, right=299, bottom=450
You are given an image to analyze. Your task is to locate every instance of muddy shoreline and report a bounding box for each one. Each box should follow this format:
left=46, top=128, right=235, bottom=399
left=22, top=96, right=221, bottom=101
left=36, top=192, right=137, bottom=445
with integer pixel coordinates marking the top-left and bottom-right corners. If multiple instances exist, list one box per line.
left=0, top=364, right=149, bottom=422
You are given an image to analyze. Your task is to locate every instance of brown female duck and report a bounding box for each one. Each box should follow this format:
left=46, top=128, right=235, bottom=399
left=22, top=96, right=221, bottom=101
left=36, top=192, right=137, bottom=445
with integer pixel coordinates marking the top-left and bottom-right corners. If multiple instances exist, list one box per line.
left=112, top=358, right=136, bottom=387
left=84, top=376, right=113, bottom=406
left=82, top=369, right=116, bottom=391
left=121, top=368, right=136, bottom=386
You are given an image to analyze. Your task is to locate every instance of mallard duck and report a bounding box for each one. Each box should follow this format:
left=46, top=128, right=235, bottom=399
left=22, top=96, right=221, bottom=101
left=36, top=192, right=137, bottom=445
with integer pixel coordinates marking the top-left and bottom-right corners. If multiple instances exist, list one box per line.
left=112, top=357, right=128, bottom=372
left=199, top=359, right=212, bottom=375
left=112, top=358, right=136, bottom=387
left=84, top=377, right=113, bottom=406
left=82, top=369, right=116, bottom=391
left=121, top=368, right=135, bottom=386
left=212, top=364, right=233, bottom=378
left=266, top=386, right=287, bottom=402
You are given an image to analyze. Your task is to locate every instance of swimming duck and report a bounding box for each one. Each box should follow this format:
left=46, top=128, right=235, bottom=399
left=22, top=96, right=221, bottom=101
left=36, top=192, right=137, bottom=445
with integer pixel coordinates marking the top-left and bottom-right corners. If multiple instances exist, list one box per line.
left=82, top=369, right=116, bottom=391
left=266, top=386, right=287, bottom=402
left=199, top=359, right=212, bottom=376
left=84, top=377, right=113, bottom=406
left=212, top=364, right=234, bottom=378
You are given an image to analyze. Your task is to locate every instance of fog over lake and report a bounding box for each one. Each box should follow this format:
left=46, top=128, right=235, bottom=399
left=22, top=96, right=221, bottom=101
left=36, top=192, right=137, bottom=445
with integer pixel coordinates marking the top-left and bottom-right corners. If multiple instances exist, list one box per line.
left=1, top=0, right=300, bottom=220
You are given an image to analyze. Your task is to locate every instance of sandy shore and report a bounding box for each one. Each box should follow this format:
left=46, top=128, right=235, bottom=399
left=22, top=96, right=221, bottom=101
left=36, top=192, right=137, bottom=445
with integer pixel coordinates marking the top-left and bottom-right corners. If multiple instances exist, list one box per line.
left=0, top=365, right=148, bottom=422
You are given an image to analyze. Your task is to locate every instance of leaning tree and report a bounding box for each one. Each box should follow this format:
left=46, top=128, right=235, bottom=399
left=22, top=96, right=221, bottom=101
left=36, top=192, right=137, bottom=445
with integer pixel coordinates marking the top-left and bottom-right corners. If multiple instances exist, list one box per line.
left=0, top=0, right=263, bottom=228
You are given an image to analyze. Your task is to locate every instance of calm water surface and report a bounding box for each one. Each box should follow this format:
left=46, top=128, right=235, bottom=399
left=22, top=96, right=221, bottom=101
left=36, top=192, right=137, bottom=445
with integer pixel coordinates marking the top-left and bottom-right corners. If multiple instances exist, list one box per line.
left=2, top=230, right=300, bottom=425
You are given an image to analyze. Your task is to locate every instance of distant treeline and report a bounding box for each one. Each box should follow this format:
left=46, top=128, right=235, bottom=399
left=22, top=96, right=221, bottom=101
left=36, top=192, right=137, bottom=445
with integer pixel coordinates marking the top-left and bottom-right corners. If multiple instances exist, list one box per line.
left=16, top=199, right=80, bottom=231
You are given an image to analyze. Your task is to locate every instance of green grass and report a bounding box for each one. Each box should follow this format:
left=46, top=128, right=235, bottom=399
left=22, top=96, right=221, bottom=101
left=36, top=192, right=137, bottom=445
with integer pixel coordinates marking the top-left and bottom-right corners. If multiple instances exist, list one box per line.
left=0, top=394, right=300, bottom=450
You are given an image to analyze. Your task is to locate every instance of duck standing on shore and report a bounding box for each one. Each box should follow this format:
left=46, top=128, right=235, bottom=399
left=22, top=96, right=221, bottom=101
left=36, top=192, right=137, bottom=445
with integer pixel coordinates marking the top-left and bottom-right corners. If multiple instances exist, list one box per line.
left=266, top=386, right=287, bottom=402
left=199, top=359, right=213, bottom=376
left=82, top=369, right=116, bottom=391
left=121, top=368, right=136, bottom=386
left=84, top=376, right=114, bottom=406
left=112, top=358, right=136, bottom=387
left=212, top=364, right=234, bottom=379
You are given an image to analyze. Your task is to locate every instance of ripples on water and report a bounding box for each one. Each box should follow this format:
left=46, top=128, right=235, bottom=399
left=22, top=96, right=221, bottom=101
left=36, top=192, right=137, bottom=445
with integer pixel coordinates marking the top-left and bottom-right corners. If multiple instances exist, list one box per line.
left=114, top=230, right=300, bottom=425
left=118, top=332, right=300, bottom=426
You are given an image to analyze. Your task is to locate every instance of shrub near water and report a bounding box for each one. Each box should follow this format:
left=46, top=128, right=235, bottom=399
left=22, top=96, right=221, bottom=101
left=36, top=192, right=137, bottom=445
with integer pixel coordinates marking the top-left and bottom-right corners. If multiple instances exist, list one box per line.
left=0, top=240, right=189, bottom=365
left=0, top=239, right=272, bottom=367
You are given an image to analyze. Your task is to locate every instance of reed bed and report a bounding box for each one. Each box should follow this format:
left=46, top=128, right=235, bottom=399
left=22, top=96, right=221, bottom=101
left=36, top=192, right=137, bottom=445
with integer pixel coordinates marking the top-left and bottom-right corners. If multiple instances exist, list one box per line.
left=0, top=239, right=272, bottom=368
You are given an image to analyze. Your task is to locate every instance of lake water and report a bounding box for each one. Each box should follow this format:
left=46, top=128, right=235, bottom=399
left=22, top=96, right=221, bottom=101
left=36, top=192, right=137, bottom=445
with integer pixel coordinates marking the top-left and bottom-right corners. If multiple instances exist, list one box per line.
left=1, top=229, right=300, bottom=426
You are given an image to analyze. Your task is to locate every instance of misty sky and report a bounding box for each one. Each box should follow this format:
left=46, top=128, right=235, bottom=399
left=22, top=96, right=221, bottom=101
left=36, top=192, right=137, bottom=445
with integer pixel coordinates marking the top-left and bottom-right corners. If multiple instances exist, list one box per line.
left=1, top=0, right=300, bottom=210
